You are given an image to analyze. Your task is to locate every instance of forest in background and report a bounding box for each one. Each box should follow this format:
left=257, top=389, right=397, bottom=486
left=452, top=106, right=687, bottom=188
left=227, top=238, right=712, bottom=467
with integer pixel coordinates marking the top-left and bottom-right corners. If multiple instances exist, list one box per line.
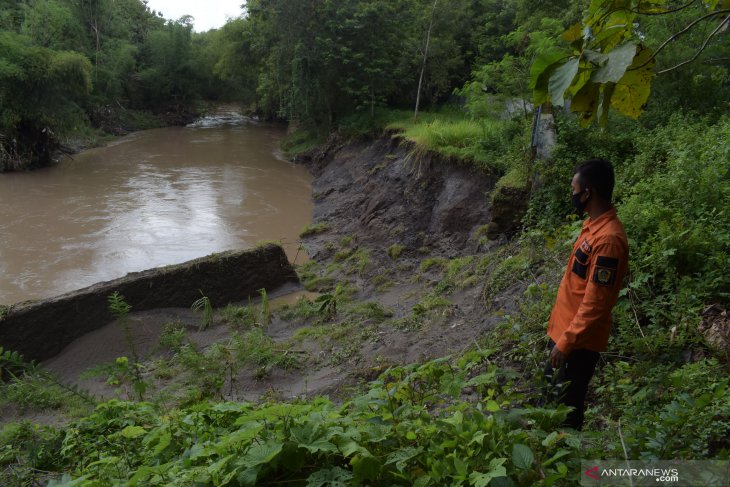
left=1, top=0, right=727, bottom=168
left=1, top=0, right=729, bottom=485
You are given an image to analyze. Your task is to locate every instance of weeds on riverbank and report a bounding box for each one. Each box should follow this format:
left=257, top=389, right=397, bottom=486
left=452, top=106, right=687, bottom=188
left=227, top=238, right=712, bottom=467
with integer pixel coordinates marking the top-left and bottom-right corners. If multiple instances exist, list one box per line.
left=1, top=349, right=585, bottom=486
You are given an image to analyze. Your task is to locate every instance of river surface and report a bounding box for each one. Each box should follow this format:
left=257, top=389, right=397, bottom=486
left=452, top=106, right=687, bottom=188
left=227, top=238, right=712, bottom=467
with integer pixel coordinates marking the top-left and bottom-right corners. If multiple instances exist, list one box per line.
left=0, top=109, right=313, bottom=305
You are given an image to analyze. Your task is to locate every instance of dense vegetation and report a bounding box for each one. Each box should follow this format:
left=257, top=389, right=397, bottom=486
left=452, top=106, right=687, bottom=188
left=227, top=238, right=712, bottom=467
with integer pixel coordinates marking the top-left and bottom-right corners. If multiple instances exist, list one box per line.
left=1, top=0, right=729, bottom=485
left=0, top=0, right=240, bottom=170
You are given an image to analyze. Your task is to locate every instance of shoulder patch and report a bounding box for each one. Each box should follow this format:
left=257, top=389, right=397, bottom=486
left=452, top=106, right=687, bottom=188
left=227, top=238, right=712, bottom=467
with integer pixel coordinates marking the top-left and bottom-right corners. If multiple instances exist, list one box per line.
left=596, top=256, right=619, bottom=268
left=592, top=255, right=620, bottom=286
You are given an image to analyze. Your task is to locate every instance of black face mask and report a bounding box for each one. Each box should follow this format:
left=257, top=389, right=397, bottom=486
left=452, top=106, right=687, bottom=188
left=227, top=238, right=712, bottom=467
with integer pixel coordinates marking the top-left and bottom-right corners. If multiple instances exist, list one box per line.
left=572, top=190, right=589, bottom=215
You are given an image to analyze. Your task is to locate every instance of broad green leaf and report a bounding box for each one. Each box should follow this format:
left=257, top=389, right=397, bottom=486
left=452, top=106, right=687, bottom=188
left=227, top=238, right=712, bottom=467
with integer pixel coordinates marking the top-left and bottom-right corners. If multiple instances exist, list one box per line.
left=530, top=50, right=568, bottom=90
left=611, top=45, right=655, bottom=119
left=351, top=453, right=381, bottom=481
left=469, top=432, right=487, bottom=445
left=120, top=425, right=147, bottom=439
left=486, top=400, right=500, bottom=412
left=491, top=477, right=516, bottom=487
left=216, top=425, right=263, bottom=449
left=592, top=25, right=629, bottom=51
left=303, top=438, right=339, bottom=454
left=152, top=432, right=172, bottom=456
left=467, top=371, right=496, bottom=387
left=469, top=458, right=508, bottom=487
left=220, top=466, right=243, bottom=486
left=561, top=22, right=583, bottom=42
left=568, top=64, right=592, bottom=96
left=571, top=81, right=600, bottom=126
left=237, top=467, right=259, bottom=487
left=565, top=435, right=582, bottom=449
left=542, top=431, right=559, bottom=447
left=512, top=444, right=534, bottom=469
left=542, top=448, right=572, bottom=467
left=443, top=410, right=464, bottom=426
left=583, top=50, right=608, bottom=65
left=592, top=42, right=636, bottom=83
left=413, top=475, right=432, bottom=487
left=454, top=455, right=469, bottom=478
left=243, top=441, right=283, bottom=468
left=306, top=466, right=354, bottom=487
left=385, top=446, right=423, bottom=471
left=207, top=454, right=234, bottom=478
left=549, top=58, right=579, bottom=106
left=337, top=439, right=368, bottom=457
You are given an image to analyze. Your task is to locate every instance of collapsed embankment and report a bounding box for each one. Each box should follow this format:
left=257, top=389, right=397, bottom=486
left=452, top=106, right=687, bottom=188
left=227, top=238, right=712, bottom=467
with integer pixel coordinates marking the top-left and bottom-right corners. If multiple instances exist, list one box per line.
left=0, top=244, right=297, bottom=363
left=296, top=134, right=512, bottom=259
left=285, top=134, right=530, bottom=372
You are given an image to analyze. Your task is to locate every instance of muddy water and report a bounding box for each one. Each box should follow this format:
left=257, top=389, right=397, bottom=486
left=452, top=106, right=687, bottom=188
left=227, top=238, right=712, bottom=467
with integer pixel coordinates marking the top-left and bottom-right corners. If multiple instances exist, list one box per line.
left=0, top=109, right=313, bottom=305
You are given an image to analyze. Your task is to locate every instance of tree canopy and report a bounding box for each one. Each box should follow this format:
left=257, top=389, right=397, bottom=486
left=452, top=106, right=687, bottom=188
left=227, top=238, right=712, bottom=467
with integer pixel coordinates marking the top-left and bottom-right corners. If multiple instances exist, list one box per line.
left=530, top=0, right=730, bottom=125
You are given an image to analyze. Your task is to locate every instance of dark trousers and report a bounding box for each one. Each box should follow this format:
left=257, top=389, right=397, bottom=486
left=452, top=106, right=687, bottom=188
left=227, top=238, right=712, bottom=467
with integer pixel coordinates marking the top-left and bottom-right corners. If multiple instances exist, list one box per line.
left=542, top=340, right=600, bottom=430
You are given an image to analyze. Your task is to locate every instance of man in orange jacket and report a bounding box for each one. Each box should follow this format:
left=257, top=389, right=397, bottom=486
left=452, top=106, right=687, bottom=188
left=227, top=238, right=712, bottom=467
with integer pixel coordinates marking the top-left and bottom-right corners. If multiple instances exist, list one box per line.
left=545, top=158, right=628, bottom=430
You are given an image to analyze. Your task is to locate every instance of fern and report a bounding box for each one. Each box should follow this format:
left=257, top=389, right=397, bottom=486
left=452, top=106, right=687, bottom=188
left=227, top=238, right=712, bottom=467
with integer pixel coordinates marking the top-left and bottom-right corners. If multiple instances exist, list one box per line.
left=107, top=292, right=146, bottom=401
left=0, top=346, right=96, bottom=406
left=191, top=291, right=214, bottom=331
left=108, top=291, right=132, bottom=320
left=259, top=288, right=271, bottom=326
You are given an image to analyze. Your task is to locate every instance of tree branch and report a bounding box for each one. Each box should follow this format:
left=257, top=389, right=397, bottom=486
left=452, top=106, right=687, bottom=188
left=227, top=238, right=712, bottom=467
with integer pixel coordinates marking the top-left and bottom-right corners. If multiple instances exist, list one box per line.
left=630, top=9, right=730, bottom=71
left=658, top=14, right=729, bottom=74
left=702, top=57, right=730, bottom=65
left=631, top=0, right=698, bottom=16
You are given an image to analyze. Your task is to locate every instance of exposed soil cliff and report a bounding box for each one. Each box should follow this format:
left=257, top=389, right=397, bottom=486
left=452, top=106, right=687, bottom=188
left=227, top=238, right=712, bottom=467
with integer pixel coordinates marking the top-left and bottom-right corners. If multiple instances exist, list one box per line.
left=298, top=134, right=501, bottom=260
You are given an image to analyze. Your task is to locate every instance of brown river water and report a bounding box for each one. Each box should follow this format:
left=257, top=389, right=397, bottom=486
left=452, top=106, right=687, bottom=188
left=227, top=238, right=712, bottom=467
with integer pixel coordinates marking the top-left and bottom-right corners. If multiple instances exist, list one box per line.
left=0, top=109, right=313, bottom=305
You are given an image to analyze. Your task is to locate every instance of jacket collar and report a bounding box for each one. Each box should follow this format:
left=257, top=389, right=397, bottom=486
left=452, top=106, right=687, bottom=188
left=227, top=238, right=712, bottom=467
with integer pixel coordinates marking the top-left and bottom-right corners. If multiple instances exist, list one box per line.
left=584, top=206, right=617, bottom=236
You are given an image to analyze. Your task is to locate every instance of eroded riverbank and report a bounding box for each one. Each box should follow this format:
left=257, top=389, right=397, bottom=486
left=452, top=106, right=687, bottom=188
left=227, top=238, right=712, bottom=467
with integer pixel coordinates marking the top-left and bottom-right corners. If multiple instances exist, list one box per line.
left=2, top=131, right=541, bottom=428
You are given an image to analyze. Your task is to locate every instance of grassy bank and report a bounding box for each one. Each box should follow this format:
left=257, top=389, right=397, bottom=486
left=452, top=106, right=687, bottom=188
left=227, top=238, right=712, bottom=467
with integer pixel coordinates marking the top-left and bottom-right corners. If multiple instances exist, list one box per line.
left=284, top=107, right=529, bottom=172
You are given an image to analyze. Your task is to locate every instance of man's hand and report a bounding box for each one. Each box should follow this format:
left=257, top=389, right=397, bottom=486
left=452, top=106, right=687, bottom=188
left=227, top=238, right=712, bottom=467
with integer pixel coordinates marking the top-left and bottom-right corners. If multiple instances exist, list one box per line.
left=550, top=346, right=568, bottom=369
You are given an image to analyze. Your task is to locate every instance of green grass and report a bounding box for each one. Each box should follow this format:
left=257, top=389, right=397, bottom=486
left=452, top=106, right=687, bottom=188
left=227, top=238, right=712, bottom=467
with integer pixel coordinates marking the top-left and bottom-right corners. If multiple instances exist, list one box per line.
left=445, top=256, right=474, bottom=281
left=300, top=222, right=330, bottom=238
left=281, top=129, right=327, bottom=158
left=419, top=257, right=446, bottom=273
left=345, top=248, right=370, bottom=275
left=492, top=162, right=531, bottom=204
left=334, top=106, right=527, bottom=173
left=345, top=301, right=393, bottom=323
left=384, top=110, right=516, bottom=171
left=219, top=304, right=258, bottom=330
left=387, top=243, right=405, bottom=260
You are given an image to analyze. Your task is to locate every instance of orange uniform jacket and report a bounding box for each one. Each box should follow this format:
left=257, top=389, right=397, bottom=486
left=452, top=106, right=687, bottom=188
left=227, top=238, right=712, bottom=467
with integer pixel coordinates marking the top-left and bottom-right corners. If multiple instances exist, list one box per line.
left=548, top=207, right=629, bottom=355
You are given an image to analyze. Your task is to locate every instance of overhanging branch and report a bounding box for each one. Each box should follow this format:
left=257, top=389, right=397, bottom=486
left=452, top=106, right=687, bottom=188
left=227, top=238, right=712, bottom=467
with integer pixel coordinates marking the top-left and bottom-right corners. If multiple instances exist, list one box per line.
left=631, top=0, right=698, bottom=16
left=658, top=14, right=730, bottom=74
left=630, top=9, right=730, bottom=71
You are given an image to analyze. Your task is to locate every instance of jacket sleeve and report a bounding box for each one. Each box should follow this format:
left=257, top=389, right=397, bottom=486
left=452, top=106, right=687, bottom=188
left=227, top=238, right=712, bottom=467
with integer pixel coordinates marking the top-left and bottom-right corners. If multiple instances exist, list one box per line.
left=555, top=240, right=626, bottom=355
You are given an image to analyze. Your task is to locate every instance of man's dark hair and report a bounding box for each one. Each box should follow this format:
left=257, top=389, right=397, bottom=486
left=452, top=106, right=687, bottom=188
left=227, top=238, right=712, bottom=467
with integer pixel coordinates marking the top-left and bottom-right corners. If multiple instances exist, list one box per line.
left=574, top=158, right=615, bottom=202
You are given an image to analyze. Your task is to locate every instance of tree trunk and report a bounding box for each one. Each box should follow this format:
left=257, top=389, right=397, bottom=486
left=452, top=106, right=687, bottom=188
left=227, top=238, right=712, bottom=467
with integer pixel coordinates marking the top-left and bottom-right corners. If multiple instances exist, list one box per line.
left=414, top=0, right=438, bottom=120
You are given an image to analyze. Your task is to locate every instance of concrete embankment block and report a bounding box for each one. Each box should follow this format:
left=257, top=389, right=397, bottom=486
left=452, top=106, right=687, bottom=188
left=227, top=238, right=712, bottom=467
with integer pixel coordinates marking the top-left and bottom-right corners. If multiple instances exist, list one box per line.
left=0, top=244, right=298, bottom=363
